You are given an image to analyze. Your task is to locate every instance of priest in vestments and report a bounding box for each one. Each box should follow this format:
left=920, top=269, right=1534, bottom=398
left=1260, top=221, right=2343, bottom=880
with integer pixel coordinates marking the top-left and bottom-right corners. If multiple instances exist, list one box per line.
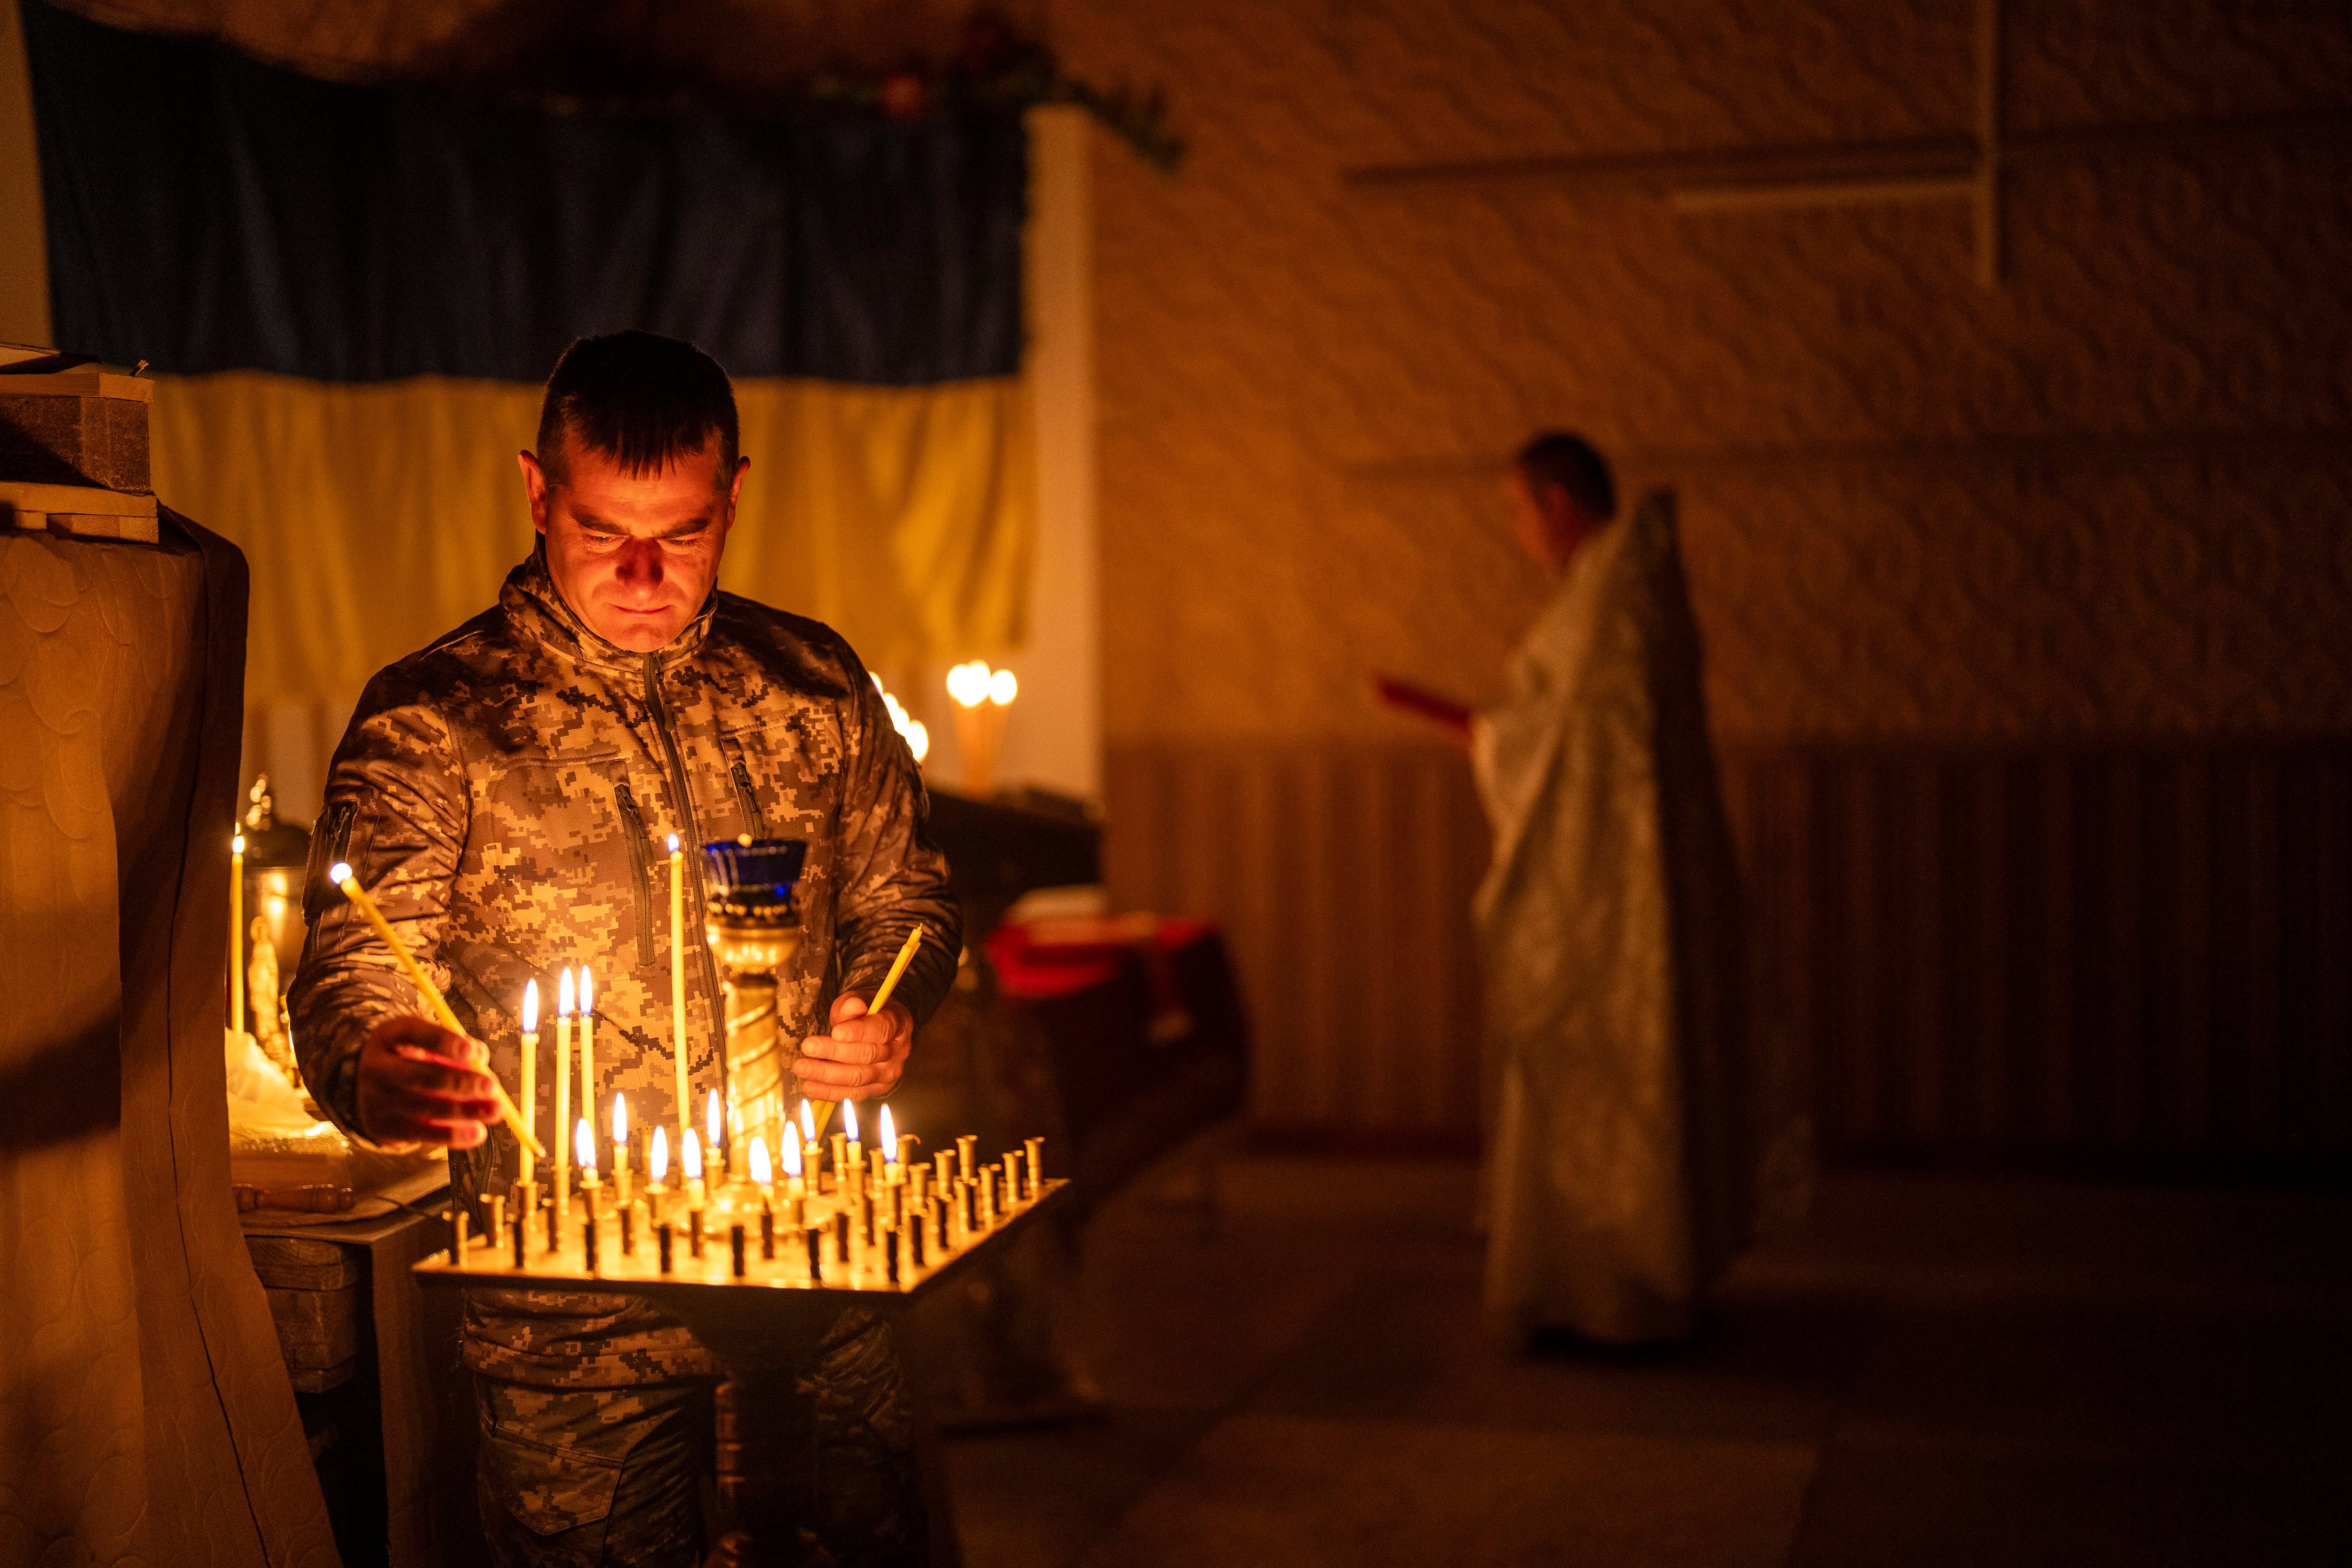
left=1462, top=434, right=1807, bottom=1345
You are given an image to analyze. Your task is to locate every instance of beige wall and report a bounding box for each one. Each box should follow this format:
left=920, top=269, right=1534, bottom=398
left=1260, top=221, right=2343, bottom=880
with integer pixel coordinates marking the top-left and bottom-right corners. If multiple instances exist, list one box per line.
left=1063, top=0, right=2352, bottom=1141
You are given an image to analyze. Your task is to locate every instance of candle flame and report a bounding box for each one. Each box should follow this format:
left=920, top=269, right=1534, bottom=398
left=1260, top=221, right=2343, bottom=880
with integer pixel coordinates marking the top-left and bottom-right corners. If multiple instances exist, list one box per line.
left=232, top=833, right=246, bottom=854
left=782, top=1136, right=803, bottom=1177
left=612, top=1092, right=627, bottom=1143
left=748, top=1137, right=771, bottom=1186
left=681, top=1129, right=702, bottom=1181
left=521, top=979, right=539, bottom=1034
left=946, top=661, right=990, bottom=708
left=650, top=1125, right=668, bottom=1183
left=667, top=832, right=680, bottom=853
left=906, top=719, right=930, bottom=763
left=575, top=1117, right=595, bottom=1172
left=843, top=1097, right=859, bottom=1142
left=988, top=667, right=1017, bottom=706
left=580, top=965, right=593, bottom=1012
left=880, top=1104, right=898, bottom=1162
left=706, top=1089, right=722, bottom=1150
left=800, top=1098, right=815, bottom=1139
left=558, top=966, right=575, bottom=1015
left=328, top=860, right=351, bottom=883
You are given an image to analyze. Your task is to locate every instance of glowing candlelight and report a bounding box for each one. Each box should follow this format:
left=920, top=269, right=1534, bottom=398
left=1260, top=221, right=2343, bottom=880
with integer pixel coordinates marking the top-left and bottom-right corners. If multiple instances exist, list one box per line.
left=682, top=1128, right=704, bottom=1210
left=946, top=661, right=990, bottom=708
left=580, top=966, right=596, bottom=1145
left=749, top=1136, right=773, bottom=1207
left=988, top=668, right=1017, bottom=706
left=555, top=968, right=574, bottom=1218
left=706, top=1089, right=723, bottom=1176
left=649, top=1124, right=669, bottom=1223
left=781, top=1132, right=805, bottom=1200
left=668, top=833, right=691, bottom=1149
left=575, top=1116, right=597, bottom=1186
left=612, top=1093, right=631, bottom=1206
left=880, top=1105, right=898, bottom=1176
left=518, top=980, right=539, bottom=1185
left=230, top=833, right=246, bottom=1035
left=326, top=863, right=542, bottom=1157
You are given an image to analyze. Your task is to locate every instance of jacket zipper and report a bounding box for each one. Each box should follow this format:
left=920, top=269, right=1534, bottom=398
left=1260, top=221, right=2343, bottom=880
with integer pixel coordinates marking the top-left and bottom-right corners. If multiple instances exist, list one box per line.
left=645, top=653, right=728, bottom=1092
left=612, top=782, right=659, bottom=968
left=729, top=756, right=765, bottom=839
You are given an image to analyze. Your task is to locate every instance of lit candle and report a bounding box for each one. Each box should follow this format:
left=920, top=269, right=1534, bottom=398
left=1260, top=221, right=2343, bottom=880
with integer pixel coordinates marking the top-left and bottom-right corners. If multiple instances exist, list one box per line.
left=648, top=1124, right=669, bottom=1224
left=781, top=1132, right=805, bottom=1201
left=842, top=1097, right=861, bottom=1194
left=576, top=1118, right=599, bottom=1272
left=668, top=832, right=691, bottom=1150
left=706, top=1090, right=724, bottom=1181
left=749, top=1136, right=774, bottom=1208
left=800, top=1098, right=821, bottom=1195
left=682, top=1128, right=705, bottom=1212
left=612, top=1092, right=631, bottom=1207
left=880, top=1106, right=900, bottom=1182
left=576, top=1116, right=598, bottom=1203
left=518, top=981, right=539, bottom=1186
left=555, top=968, right=574, bottom=1220
left=230, top=832, right=246, bottom=1036
left=580, top=966, right=596, bottom=1146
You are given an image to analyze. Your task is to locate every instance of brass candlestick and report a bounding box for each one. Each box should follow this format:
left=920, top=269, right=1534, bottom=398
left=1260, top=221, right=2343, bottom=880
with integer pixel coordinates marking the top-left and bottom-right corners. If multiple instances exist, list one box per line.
left=702, top=840, right=808, bottom=1154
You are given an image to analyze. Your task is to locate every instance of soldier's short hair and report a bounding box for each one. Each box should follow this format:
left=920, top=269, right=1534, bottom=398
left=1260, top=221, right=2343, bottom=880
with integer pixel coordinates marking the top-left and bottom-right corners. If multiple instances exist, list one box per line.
left=537, top=331, right=740, bottom=491
left=1515, top=431, right=1616, bottom=521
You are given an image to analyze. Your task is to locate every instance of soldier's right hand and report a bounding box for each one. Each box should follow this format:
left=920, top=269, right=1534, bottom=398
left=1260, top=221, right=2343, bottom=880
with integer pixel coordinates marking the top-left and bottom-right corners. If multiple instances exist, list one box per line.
left=356, top=1014, right=500, bottom=1149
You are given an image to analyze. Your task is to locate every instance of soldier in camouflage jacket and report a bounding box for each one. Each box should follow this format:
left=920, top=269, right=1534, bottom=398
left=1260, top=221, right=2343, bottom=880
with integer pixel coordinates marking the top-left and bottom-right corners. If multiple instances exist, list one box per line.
left=289, top=333, right=960, bottom=1565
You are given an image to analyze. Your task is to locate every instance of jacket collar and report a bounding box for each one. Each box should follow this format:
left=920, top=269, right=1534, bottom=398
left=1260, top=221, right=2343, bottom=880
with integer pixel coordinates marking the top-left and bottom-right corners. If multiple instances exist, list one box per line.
left=501, top=540, right=717, bottom=677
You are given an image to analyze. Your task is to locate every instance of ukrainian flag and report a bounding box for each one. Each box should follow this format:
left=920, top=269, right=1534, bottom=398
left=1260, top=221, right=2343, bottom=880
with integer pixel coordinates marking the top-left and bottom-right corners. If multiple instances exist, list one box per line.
left=19, top=0, right=1033, bottom=727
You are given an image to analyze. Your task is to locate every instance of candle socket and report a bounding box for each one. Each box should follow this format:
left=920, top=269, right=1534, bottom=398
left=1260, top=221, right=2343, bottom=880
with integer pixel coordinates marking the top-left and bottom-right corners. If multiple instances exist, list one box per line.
left=1003, top=1153, right=1021, bottom=1205
left=490, top=1193, right=508, bottom=1238
left=931, top=1196, right=947, bottom=1255
left=833, top=1209, right=850, bottom=1268
left=885, top=1224, right=901, bottom=1285
left=759, top=1210, right=775, bottom=1260
left=806, top=1224, right=823, bottom=1283
left=657, top=1223, right=674, bottom=1274
left=730, top=1224, right=748, bottom=1278
left=689, top=1209, right=704, bottom=1258
left=909, top=1213, right=926, bottom=1269
left=956, top=1134, right=977, bottom=1184
left=510, top=1217, right=526, bottom=1269
left=582, top=1214, right=598, bottom=1274
left=545, top=1199, right=560, bottom=1253
left=449, top=1207, right=469, bottom=1264
left=933, top=1151, right=954, bottom=1193
left=1025, top=1136, right=1045, bottom=1196
left=620, top=1206, right=636, bottom=1256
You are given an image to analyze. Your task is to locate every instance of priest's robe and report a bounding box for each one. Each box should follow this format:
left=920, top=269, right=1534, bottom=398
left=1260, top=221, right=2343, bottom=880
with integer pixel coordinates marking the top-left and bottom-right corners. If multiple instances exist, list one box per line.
left=1473, top=490, right=1810, bottom=1343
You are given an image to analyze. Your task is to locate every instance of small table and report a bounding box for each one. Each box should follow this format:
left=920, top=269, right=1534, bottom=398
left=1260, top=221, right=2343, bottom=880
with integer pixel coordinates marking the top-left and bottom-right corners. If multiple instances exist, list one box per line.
left=242, top=1165, right=467, bottom=1568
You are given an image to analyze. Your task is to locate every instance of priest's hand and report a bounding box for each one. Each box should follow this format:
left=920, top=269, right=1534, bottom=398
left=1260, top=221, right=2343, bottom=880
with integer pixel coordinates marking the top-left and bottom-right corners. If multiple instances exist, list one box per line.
left=795, top=996, right=913, bottom=1101
left=355, top=1014, right=501, bottom=1149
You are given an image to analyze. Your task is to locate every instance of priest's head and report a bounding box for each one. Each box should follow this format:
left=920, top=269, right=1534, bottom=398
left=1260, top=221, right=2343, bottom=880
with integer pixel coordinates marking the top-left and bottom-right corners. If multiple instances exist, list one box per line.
left=1508, top=431, right=1615, bottom=575
left=520, top=331, right=749, bottom=652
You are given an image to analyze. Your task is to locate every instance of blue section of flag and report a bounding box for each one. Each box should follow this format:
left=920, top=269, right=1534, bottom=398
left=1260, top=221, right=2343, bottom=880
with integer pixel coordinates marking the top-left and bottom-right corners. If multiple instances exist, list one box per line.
left=23, top=0, right=1026, bottom=386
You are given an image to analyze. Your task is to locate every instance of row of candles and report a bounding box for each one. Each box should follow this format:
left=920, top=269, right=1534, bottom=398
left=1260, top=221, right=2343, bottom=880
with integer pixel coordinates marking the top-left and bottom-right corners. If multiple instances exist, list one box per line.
left=462, top=1072, right=1046, bottom=1287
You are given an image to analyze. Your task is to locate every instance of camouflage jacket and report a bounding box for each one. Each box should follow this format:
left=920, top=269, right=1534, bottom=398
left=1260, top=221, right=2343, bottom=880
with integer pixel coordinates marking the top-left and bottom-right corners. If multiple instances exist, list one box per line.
left=288, top=545, right=960, bottom=1386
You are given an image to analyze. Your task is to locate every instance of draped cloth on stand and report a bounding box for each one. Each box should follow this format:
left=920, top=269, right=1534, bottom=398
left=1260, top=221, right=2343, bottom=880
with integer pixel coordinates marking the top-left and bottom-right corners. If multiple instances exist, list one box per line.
left=21, top=0, right=1034, bottom=723
left=1473, top=491, right=1811, bottom=1344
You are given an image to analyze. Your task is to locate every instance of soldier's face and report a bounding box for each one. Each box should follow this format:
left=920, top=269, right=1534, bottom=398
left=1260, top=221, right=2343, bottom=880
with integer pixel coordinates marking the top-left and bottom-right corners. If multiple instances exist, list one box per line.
left=522, top=434, right=747, bottom=651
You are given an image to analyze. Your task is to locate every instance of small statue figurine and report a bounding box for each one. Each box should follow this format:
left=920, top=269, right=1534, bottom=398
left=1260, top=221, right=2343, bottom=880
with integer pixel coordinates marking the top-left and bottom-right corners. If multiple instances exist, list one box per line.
left=249, top=913, right=301, bottom=1086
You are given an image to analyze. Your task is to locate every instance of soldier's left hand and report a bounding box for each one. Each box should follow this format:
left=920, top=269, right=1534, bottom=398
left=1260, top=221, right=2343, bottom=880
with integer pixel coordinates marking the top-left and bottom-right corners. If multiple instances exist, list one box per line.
left=796, top=995, right=913, bottom=1101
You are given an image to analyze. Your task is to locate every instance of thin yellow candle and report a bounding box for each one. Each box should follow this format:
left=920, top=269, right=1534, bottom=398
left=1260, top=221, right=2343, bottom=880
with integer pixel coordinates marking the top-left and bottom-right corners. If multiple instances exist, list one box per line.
left=518, top=980, right=539, bottom=1184
left=612, top=1092, right=631, bottom=1207
left=575, top=1116, right=599, bottom=1209
left=865, top=925, right=927, bottom=1018
left=229, top=833, right=246, bottom=1035
left=749, top=1136, right=774, bottom=1208
left=682, top=1128, right=705, bottom=1211
left=327, top=862, right=544, bottom=1157
left=555, top=967, right=575, bottom=1220
left=580, top=965, right=596, bottom=1146
left=648, top=1125, right=669, bottom=1224
left=781, top=1132, right=805, bottom=1201
left=880, top=1106, right=901, bottom=1181
left=667, top=832, right=691, bottom=1149
left=706, top=1090, right=723, bottom=1181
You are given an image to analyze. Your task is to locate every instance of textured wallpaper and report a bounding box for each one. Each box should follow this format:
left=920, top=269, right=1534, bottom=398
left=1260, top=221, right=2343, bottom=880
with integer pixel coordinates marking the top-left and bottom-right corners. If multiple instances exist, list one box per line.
left=1062, top=0, right=2352, bottom=744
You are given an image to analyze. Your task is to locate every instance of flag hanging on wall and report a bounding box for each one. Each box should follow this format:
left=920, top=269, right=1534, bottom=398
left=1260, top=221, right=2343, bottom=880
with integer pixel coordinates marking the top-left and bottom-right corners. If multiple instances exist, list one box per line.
left=21, top=0, right=1034, bottom=707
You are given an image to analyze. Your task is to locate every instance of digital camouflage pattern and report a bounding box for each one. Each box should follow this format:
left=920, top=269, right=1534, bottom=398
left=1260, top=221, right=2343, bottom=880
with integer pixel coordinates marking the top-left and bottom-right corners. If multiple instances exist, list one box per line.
left=476, top=1311, right=924, bottom=1567
left=289, top=545, right=961, bottom=1386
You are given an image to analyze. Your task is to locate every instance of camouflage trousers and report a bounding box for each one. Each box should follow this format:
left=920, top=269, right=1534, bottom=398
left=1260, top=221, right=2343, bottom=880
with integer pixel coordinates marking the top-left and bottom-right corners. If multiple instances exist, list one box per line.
left=475, top=1310, right=928, bottom=1568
